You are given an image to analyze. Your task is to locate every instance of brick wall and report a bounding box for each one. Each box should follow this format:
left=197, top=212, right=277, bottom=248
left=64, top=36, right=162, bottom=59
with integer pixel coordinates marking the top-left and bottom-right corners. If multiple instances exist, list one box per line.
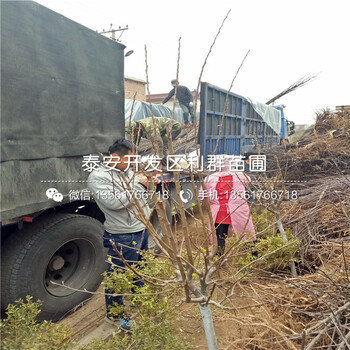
left=125, top=78, right=146, bottom=102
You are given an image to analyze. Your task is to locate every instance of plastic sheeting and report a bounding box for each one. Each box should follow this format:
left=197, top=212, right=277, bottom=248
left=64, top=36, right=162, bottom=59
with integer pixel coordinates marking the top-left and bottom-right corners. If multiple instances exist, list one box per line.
left=124, top=99, right=185, bottom=123
left=246, top=98, right=281, bottom=136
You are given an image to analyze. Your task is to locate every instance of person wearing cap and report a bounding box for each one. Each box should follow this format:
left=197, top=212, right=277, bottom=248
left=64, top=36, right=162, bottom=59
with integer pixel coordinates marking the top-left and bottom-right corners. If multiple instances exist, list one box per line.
left=125, top=117, right=182, bottom=159
left=162, top=80, right=194, bottom=124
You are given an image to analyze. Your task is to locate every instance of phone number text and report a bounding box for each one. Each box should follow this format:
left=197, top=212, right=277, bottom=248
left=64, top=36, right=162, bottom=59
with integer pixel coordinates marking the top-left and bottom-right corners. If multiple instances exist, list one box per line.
left=200, top=190, right=298, bottom=200
left=94, top=190, right=169, bottom=200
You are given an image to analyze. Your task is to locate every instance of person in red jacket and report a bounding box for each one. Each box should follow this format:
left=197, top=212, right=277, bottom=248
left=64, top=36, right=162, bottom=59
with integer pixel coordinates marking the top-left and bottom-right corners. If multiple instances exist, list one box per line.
left=204, top=155, right=256, bottom=256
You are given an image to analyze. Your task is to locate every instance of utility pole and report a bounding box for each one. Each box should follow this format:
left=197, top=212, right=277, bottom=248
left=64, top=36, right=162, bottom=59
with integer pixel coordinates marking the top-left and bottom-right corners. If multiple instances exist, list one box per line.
left=97, top=24, right=128, bottom=42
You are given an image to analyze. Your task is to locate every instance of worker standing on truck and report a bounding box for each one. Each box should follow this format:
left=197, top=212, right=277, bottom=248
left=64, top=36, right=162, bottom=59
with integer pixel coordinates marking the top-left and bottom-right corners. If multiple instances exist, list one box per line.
left=87, top=139, right=151, bottom=331
left=162, top=79, right=194, bottom=124
left=125, top=117, right=182, bottom=160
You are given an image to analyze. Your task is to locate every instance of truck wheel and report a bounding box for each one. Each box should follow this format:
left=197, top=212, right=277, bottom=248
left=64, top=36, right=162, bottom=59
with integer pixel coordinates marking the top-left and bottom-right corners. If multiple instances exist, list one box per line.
left=149, top=200, right=173, bottom=253
left=1, top=214, right=107, bottom=321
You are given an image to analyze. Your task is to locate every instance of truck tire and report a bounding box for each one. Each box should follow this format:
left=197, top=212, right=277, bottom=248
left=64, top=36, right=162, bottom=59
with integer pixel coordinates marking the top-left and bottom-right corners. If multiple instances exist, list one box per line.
left=1, top=214, right=107, bottom=321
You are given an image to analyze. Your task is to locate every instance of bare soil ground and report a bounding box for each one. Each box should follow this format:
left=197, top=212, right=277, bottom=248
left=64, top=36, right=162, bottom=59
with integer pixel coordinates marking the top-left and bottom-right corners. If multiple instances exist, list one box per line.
left=60, top=185, right=349, bottom=349
left=59, top=288, right=107, bottom=347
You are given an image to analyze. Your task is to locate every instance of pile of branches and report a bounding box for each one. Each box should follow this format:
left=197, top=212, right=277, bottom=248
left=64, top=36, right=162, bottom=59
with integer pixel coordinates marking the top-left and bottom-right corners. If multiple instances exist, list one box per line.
left=226, top=110, right=350, bottom=350
left=283, top=174, right=350, bottom=252
left=137, top=123, right=197, bottom=156
left=283, top=243, right=350, bottom=349
left=227, top=241, right=350, bottom=349
left=265, top=109, right=350, bottom=181
left=261, top=109, right=350, bottom=264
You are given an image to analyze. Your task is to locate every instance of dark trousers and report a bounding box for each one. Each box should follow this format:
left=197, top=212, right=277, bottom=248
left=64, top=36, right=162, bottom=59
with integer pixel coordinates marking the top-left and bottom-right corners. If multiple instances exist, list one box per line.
left=103, top=229, right=149, bottom=318
left=179, top=103, right=194, bottom=124
left=215, top=223, right=229, bottom=257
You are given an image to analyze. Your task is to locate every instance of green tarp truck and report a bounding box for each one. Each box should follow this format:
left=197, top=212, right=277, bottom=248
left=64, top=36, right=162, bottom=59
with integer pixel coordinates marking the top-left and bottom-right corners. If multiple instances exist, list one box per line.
left=1, top=1, right=125, bottom=320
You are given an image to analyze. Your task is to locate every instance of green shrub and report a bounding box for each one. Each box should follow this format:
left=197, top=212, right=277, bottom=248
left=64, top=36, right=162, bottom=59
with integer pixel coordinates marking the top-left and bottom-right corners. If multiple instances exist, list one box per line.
left=85, top=251, right=193, bottom=350
left=102, top=251, right=175, bottom=317
left=237, top=208, right=300, bottom=270
left=0, top=296, right=73, bottom=350
left=82, top=320, right=192, bottom=350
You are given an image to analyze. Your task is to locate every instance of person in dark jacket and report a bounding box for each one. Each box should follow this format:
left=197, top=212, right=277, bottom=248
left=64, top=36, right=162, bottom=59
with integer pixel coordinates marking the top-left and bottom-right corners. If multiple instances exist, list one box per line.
left=162, top=79, right=194, bottom=124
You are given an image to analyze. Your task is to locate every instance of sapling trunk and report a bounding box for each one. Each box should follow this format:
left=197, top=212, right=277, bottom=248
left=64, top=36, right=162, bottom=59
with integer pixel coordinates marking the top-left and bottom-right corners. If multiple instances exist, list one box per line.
left=275, top=213, right=297, bottom=277
left=137, top=14, right=233, bottom=349
left=199, top=304, right=218, bottom=350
